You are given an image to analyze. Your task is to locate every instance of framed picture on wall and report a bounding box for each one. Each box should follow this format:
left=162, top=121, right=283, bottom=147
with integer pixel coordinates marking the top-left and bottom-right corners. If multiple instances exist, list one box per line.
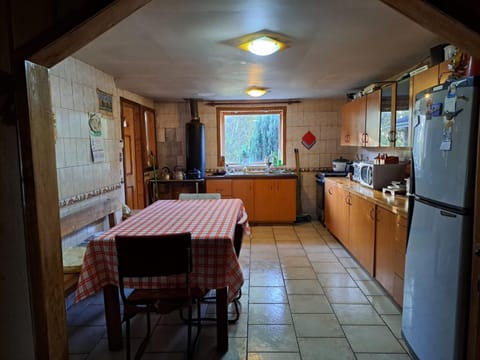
left=96, top=89, right=113, bottom=113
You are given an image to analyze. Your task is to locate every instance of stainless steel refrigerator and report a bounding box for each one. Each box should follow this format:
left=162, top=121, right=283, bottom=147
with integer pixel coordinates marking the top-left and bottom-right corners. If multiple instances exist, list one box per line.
left=402, top=77, right=479, bottom=360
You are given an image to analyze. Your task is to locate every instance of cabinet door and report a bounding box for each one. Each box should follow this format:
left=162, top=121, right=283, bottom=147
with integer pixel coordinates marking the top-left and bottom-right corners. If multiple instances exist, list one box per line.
left=273, top=179, right=296, bottom=222
left=348, top=193, right=375, bottom=274
left=253, top=179, right=276, bottom=222
left=380, top=84, right=394, bottom=146
left=324, top=180, right=336, bottom=233
left=341, top=97, right=365, bottom=146
left=365, top=90, right=381, bottom=147
left=375, top=206, right=396, bottom=294
left=206, top=179, right=232, bottom=198
left=412, top=65, right=439, bottom=96
left=232, top=179, right=255, bottom=221
left=394, top=77, right=411, bottom=148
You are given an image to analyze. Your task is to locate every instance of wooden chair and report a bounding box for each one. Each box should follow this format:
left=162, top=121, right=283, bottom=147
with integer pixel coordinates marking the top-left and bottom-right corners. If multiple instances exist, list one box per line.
left=178, top=193, right=221, bottom=200
left=115, top=233, right=205, bottom=360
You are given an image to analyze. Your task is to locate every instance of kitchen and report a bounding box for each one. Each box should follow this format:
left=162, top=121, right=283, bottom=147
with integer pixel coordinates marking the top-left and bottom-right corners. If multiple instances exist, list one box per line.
left=2, top=1, right=480, bottom=360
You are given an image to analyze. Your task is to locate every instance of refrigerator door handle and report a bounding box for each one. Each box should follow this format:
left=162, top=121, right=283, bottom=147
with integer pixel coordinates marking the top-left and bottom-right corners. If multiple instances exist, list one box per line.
left=440, top=210, right=457, bottom=218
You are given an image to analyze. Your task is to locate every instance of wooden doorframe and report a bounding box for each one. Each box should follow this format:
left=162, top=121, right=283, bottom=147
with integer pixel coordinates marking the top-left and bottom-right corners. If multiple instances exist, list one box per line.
left=120, top=97, right=156, bottom=209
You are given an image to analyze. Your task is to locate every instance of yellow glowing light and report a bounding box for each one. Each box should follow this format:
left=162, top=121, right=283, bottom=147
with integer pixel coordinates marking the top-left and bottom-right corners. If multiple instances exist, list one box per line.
left=245, top=86, right=268, bottom=97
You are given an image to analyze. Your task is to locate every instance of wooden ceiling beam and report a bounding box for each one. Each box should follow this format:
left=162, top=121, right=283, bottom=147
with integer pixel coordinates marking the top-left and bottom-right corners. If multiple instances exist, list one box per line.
left=379, top=0, right=480, bottom=59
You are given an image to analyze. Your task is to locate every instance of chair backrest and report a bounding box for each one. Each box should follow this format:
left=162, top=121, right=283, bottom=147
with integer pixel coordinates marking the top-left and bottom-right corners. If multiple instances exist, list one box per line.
left=115, top=233, right=192, bottom=280
left=178, top=193, right=221, bottom=200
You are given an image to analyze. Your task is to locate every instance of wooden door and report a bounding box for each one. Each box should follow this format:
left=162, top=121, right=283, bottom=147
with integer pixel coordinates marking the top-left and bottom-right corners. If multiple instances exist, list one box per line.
left=365, top=90, right=381, bottom=147
left=375, top=206, right=396, bottom=294
left=232, top=179, right=255, bottom=221
left=121, top=99, right=145, bottom=209
left=392, top=215, right=407, bottom=307
left=143, top=108, right=157, bottom=167
left=348, top=193, right=375, bottom=274
left=324, top=180, right=336, bottom=233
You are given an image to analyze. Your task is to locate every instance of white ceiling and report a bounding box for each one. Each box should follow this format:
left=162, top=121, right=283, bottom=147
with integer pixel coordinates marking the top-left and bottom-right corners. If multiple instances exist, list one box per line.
left=74, top=0, right=444, bottom=101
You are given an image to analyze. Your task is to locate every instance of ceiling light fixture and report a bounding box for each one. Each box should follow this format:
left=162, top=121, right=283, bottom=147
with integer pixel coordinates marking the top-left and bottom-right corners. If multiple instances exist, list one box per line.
left=234, top=30, right=290, bottom=56
left=246, top=36, right=282, bottom=56
left=245, top=86, right=269, bottom=97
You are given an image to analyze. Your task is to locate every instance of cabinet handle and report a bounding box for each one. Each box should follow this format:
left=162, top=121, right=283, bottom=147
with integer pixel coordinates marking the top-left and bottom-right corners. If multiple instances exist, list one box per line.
left=328, top=188, right=333, bottom=195
left=388, top=130, right=397, bottom=143
left=345, top=134, right=350, bottom=143
left=369, top=208, right=375, bottom=221
left=345, top=194, right=352, bottom=205
left=364, top=133, right=369, bottom=144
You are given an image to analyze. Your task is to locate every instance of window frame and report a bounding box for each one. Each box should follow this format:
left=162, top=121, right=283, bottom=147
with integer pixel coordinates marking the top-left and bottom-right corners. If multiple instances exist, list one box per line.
left=216, top=106, right=287, bottom=166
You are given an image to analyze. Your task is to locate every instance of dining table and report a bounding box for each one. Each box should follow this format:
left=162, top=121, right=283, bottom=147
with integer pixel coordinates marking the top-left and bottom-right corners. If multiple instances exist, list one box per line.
left=74, top=198, right=249, bottom=352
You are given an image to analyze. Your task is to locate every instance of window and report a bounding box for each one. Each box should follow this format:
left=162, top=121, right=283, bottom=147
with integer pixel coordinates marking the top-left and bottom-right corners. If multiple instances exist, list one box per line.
left=217, top=107, right=286, bottom=166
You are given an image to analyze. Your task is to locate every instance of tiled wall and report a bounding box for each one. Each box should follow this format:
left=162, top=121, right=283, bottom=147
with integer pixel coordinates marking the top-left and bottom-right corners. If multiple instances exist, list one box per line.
left=49, top=57, right=154, bottom=248
left=155, top=99, right=357, bottom=217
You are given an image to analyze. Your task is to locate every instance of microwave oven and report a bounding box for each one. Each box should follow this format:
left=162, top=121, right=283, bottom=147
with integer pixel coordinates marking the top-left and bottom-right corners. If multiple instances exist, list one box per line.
left=352, top=162, right=405, bottom=189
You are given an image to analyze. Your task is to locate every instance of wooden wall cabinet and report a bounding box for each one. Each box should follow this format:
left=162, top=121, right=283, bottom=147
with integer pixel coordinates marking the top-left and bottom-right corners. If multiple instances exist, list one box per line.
left=364, top=90, right=381, bottom=147
left=341, top=96, right=365, bottom=146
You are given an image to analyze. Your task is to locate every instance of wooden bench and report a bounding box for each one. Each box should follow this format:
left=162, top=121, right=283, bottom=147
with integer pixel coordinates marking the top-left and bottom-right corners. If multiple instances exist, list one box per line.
left=62, top=198, right=120, bottom=297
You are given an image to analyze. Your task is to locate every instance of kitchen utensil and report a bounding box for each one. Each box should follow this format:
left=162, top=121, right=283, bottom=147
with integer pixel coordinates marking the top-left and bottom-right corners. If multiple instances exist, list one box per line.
left=160, top=166, right=171, bottom=180
left=186, top=168, right=202, bottom=179
left=174, top=166, right=185, bottom=180
left=332, top=157, right=349, bottom=172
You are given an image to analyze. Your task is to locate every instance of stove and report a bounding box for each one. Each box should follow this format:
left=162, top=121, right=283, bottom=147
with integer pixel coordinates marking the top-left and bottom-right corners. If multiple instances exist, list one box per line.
left=316, top=171, right=348, bottom=223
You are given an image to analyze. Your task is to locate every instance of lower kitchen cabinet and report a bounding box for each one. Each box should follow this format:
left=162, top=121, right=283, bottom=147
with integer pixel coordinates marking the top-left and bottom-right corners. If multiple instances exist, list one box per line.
left=232, top=179, right=254, bottom=221
left=375, top=206, right=407, bottom=307
left=324, top=181, right=349, bottom=247
left=348, top=193, right=376, bottom=275
left=206, top=179, right=232, bottom=198
left=206, top=177, right=296, bottom=223
left=253, top=179, right=296, bottom=223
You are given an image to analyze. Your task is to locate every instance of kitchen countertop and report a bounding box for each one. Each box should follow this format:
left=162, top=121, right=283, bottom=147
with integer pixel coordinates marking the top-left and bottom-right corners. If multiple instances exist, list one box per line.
left=325, top=177, right=409, bottom=217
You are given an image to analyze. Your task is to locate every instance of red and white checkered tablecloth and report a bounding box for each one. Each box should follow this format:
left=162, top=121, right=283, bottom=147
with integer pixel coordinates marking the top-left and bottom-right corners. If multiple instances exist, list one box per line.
left=75, top=198, right=249, bottom=303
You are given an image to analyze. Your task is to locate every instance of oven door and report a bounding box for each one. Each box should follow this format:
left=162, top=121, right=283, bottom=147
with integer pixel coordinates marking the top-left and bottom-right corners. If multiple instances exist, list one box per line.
left=360, top=164, right=373, bottom=187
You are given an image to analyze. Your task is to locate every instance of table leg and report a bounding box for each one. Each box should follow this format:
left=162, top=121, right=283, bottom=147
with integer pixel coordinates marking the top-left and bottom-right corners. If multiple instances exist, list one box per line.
left=216, top=287, right=229, bottom=352
left=103, top=284, right=122, bottom=350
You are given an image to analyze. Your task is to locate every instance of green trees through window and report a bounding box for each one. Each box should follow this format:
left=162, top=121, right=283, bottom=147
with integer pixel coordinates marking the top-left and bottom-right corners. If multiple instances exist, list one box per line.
left=218, top=107, right=286, bottom=166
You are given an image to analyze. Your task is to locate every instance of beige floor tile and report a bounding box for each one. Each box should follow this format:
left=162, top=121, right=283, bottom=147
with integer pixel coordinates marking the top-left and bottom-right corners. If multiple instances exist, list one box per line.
left=338, top=257, right=360, bottom=268
left=346, top=267, right=372, bottom=281
left=332, top=304, right=384, bottom=325
left=248, top=325, right=299, bottom=352
left=355, top=354, right=411, bottom=360
left=298, top=338, right=355, bottom=360
left=147, top=325, right=195, bottom=352
left=292, top=313, right=344, bottom=337
left=324, top=287, right=369, bottom=304
left=317, top=273, right=357, bottom=287
left=250, top=272, right=284, bottom=286
left=284, top=279, right=324, bottom=295
left=280, top=256, right=311, bottom=267
left=306, top=252, right=337, bottom=262
left=249, top=303, right=293, bottom=325
left=367, top=296, right=401, bottom=315
left=288, top=294, right=332, bottom=313
left=331, top=248, right=351, bottom=258
left=251, top=252, right=279, bottom=261
left=282, top=266, right=317, bottom=279
left=312, top=261, right=347, bottom=274
left=381, top=314, right=403, bottom=338
left=343, top=325, right=405, bottom=353
left=249, top=286, right=287, bottom=303
left=67, top=325, right=107, bottom=354
left=276, top=241, right=303, bottom=249
left=278, top=248, right=306, bottom=257
left=248, top=353, right=301, bottom=360
left=302, top=244, right=331, bottom=253
left=357, top=280, right=386, bottom=296
left=250, top=260, right=281, bottom=272
left=275, top=234, right=300, bottom=241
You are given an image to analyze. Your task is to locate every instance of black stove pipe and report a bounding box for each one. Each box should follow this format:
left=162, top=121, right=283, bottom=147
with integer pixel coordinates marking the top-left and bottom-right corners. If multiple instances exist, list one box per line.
left=185, top=99, right=205, bottom=179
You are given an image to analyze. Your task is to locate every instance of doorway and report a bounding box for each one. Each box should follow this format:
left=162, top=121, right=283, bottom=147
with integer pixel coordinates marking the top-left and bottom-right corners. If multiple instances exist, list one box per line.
left=121, top=98, right=156, bottom=210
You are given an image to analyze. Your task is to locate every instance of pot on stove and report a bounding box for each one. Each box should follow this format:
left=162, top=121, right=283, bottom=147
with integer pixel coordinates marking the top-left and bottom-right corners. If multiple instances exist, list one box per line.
left=332, top=157, right=349, bottom=172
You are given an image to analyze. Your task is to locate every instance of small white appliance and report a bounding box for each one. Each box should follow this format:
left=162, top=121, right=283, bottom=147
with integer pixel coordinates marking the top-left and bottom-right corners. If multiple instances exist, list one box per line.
left=352, top=161, right=405, bottom=189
